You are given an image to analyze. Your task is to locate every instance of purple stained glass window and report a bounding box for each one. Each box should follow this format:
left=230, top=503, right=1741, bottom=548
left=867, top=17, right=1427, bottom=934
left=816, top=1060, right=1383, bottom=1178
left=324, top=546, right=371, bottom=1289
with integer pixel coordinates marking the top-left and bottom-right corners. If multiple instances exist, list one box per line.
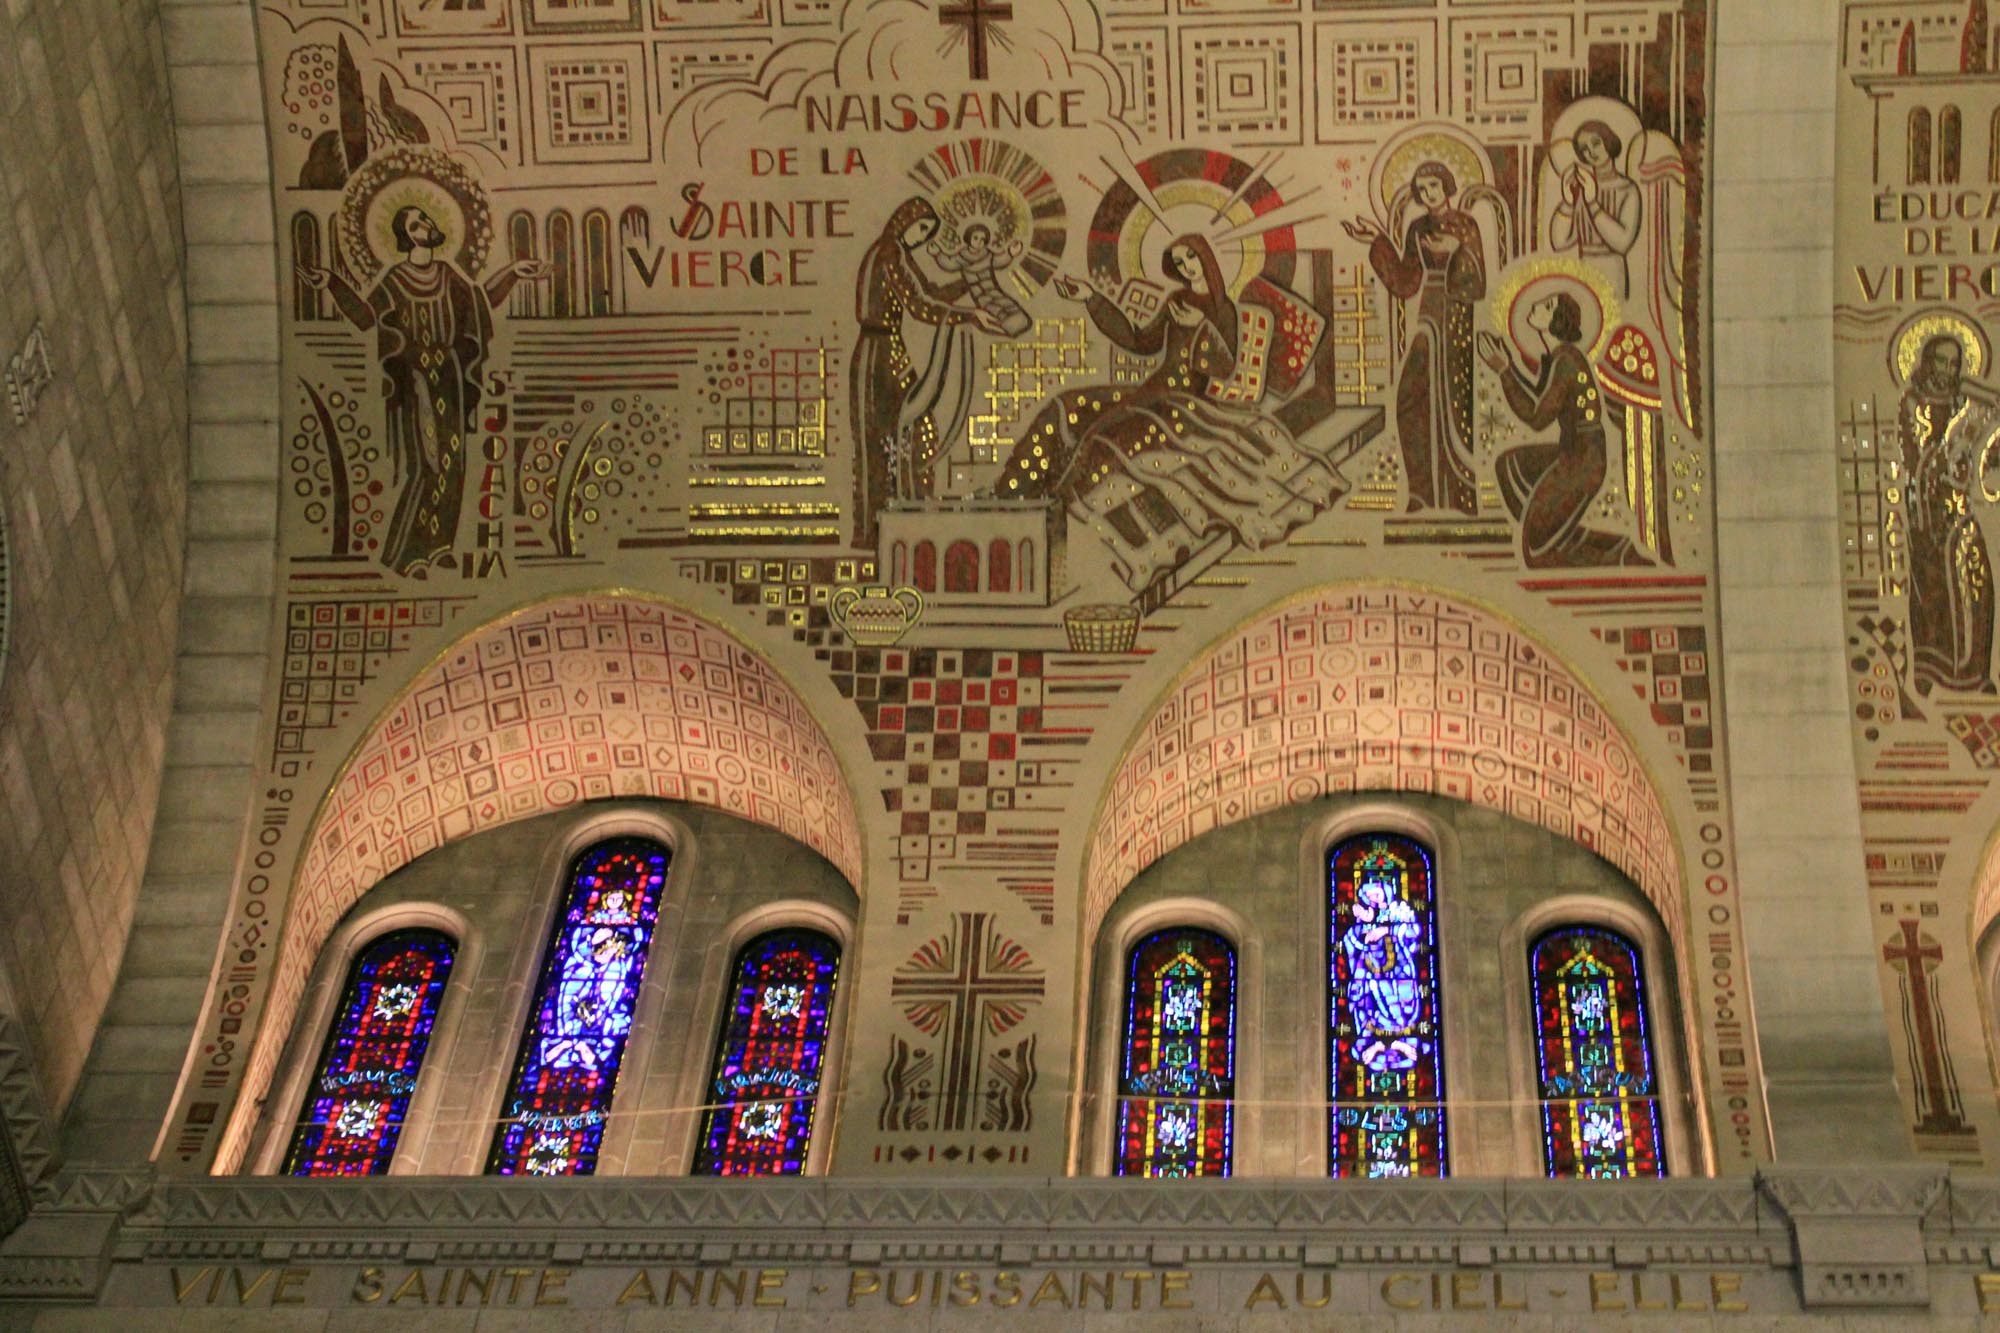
left=1531, top=925, right=1666, bottom=1179
left=487, top=838, right=669, bottom=1176
left=1329, top=834, right=1446, bottom=1178
left=285, top=928, right=455, bottom=1177
left=1115, top=927, right=1236, bottom=1178
left=693, top=929, right=842, bottom=1176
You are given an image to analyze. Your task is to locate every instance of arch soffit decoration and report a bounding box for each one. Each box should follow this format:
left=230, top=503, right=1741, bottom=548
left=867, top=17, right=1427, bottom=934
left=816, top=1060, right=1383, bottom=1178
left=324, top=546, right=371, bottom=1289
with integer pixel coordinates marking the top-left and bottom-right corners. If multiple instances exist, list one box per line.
left=240, top=594, right=866, bottom=1166
left=1084, top=587, right=1687, bottom=944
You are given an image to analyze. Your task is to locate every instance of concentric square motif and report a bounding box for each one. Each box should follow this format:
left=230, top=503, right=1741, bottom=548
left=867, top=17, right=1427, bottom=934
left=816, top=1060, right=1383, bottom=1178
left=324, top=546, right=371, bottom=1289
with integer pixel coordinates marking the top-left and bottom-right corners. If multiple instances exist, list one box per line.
left=529, top=45, right=651, bottom=163
left=1180, top=23, right=1303, bottom=145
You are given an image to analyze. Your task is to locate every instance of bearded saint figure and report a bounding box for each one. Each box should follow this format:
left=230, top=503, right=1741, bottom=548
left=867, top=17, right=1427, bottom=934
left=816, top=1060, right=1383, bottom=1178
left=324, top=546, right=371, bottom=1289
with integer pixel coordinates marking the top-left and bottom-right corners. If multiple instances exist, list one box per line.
left=300, top=204, right=541, bottom=575
left=1899, top=333, right=1999, bottom=695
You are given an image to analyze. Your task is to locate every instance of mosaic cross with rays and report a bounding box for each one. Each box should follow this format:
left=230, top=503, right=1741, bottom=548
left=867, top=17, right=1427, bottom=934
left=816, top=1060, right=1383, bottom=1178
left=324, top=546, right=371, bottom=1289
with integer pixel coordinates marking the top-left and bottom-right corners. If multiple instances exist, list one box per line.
left=938, top=0, right=1013, bottom=80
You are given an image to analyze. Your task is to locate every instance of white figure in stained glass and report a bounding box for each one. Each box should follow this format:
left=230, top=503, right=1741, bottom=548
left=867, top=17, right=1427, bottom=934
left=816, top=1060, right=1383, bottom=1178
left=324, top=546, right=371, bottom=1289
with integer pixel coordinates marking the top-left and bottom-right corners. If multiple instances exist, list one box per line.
left=1337, top=867, right=1426, bottom=1072
left=542, top=887, right=639, bottom=1071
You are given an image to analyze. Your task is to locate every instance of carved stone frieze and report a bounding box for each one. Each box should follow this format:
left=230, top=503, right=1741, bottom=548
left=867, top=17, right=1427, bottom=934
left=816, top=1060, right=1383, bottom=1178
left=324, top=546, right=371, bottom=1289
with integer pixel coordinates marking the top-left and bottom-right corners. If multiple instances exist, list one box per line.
left=3, top=1168, right=1998, bottom=1315
left=1760, top=1167, right=1949, bottom=1309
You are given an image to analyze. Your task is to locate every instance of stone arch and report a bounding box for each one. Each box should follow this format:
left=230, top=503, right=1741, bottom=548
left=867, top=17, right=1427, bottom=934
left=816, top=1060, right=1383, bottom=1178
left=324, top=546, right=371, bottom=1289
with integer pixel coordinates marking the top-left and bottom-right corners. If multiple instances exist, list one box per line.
left=1084, top=588, right=1685, bottom=943
left=233, top=595, right=865, bottom=1168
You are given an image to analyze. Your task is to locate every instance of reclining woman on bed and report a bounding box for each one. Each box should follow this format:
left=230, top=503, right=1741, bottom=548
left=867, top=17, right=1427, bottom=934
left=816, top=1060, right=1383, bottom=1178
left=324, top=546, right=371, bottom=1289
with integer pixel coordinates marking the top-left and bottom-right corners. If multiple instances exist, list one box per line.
left=985, top=234, right=1344, bottom=599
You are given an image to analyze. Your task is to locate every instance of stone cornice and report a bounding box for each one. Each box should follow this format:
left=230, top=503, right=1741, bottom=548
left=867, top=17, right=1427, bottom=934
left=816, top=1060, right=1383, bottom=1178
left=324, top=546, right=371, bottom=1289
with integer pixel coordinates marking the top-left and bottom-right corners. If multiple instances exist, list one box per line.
left=5, top=1167, right=1997, bottom=1313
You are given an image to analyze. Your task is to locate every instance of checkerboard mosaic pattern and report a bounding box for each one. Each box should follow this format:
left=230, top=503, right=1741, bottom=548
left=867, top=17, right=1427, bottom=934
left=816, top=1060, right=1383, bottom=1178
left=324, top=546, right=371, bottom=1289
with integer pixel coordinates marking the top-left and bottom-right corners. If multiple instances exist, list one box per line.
left=276, top=598, right=474, bottom=765
left=1088, top=591, right=1680, bottom=935
left=1593, top=624, right=1714, bottom=775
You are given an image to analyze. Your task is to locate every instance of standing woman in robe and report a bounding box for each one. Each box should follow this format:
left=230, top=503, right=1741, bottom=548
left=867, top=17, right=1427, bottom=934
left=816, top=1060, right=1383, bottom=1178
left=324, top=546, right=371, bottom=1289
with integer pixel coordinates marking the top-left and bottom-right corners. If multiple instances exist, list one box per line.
left=1476, top=293, right=1649, bottom=569
left=1345, top=162, right=1486, bottom=515
left=848, top=197, right=989, bottom=549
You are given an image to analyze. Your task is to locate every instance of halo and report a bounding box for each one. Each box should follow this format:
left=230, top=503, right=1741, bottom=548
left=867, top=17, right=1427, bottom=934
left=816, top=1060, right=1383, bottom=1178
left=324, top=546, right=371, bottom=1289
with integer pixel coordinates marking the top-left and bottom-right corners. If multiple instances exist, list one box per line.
left=1087, top=149, right=1298, bottom=298
left=1489, top=257, right=1622, bottom=363
left=364, top=181, right=468, bottom=273
left=1892, top=308, right=1989, bottom=385
left=1118, top=178, right=1265, bottom=299
left=1545, top=95, right=1645, bottom=177
left=338, top=145, right=493, bottom=283
left=1372, top=124, right=1489, bottom=217
left=935, top=177, right=1029, bottom=247
left=906, top=138, right=1067, bottom=290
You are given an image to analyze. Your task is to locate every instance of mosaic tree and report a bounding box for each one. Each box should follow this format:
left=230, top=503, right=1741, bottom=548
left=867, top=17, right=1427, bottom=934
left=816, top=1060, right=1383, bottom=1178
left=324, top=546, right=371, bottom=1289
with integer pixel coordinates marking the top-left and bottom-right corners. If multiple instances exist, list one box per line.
left=1328, top=835, right=1445, bottom=1177
left=1115, top=927, right=1237, bottom=1177
left=487, top=839, right=670, bottom=1176
left=1530, top=925, right=1667, bottom=1178
left=285, top=929, right=455, bottom=1176
left=693, top=929, right=843, bottom=1176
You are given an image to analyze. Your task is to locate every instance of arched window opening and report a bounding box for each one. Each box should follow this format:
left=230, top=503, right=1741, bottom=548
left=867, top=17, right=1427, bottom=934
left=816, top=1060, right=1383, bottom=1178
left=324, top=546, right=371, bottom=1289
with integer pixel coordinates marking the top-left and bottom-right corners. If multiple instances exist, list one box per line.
left=913, top=540, right=938, bottom=592
left=987, top=539, right=1013, bottom=593
left=1529, top=925, right=1666, bottom=1179
left=486, top=838, right=670, bottom=1176
left=1019, top=538, right=1035, bottom=592
left=1989, top=107, right=2000, bottom=183
left=584, top=209, right=615, bottom=316
left=547, top=211, right=577, bottom=319
left=1329, top=834, right=1445, bottom=1177
left=1115, top=927, right=1236, bottom=1177
left=692, top=928, right=842, bottom=1176
left=1942, top=105, right=1964, bottom=184
left=292, top=212, right=323, bottom=322
left=1910, top=106, right=1934, bottom=184
left=890, top=541, right=908, bottom=584
left=283, top=928, right=456, bottom=1176
left=944, top=539, right=980, bottom=592
left=509, top=211, right=541, bottom=318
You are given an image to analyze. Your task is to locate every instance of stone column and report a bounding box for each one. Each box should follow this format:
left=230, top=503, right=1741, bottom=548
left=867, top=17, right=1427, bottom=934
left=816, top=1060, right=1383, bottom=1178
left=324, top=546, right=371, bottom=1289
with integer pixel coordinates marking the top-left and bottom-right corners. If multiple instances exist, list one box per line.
left=1714, top=0, right=1911, bottom=1160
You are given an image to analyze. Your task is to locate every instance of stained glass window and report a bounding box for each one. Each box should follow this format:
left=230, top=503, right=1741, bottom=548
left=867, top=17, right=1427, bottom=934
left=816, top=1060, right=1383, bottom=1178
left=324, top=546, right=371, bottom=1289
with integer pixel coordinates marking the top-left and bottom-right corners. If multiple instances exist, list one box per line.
left=1530, top=925, right=1667, bottom=1179
left=692, top=929, right=842, bottom=1176
left=284, top=928, right=455, bottom=1176
left=486, top=838, right=670, bottom=1176
left=1115, top=927, right=1236, bottom=1177
left=1328, top=835, right=1445, bottom=1177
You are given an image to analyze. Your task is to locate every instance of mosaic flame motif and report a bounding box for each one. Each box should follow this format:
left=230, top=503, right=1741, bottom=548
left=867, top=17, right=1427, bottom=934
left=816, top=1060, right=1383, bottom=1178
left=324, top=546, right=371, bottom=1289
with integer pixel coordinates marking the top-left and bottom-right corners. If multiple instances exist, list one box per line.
left=1115, top=927, right=1236, bottom=1178
left=1531, top=925, right=1664, bottom=1179
left=1328, top=835, right=1444, bottom=1178
left=285, top=929, right=455, bottom=1177
left=487, top=838, right=669, bottom=1176
left=693, top=929, right=842, bottom=1176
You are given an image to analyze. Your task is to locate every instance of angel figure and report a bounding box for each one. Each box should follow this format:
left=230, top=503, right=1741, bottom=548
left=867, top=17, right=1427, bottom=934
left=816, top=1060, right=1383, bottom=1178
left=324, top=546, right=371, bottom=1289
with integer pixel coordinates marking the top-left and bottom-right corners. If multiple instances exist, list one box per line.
left=1345, top=160, right=1511, bottom=515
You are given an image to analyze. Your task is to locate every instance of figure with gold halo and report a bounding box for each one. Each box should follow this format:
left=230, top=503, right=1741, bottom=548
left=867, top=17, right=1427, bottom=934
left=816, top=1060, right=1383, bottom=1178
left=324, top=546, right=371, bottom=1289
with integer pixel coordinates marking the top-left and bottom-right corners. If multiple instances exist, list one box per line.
left=1898, top=330, right=1999, bottom=695
left=1476, top=294, right=1649, bottom=569
left=1345, top=163, right=1485, bottom=515
left=985, top=234, right=1343, bottom=599
left=299, top=204, right=542, bottom=576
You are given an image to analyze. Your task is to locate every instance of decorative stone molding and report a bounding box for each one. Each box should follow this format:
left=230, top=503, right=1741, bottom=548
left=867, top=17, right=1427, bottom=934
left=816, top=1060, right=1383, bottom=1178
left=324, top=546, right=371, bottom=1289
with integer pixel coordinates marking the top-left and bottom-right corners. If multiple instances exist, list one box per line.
left=0, top=1013, right=61, bottom=1234
left=8, top=1167, right=1999, bottom=1318
left=1760, top=1167, right=1948, bottom=1309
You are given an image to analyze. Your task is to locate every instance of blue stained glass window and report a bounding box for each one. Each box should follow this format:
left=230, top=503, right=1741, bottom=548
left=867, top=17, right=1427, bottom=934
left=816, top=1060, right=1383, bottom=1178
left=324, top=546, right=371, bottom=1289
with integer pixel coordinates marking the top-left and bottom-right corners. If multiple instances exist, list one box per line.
left=693, top=929, right=842, bottom=1176
left=1329, top=834, right=1446, bottom=1177
left=285, top=928, right=455, bottom=1176
left=1531, top=925, right=1666, bottom=1179
left=1115, top=927, right=1236, bottom=1177
left=487, top=838, right=670, bottom=1176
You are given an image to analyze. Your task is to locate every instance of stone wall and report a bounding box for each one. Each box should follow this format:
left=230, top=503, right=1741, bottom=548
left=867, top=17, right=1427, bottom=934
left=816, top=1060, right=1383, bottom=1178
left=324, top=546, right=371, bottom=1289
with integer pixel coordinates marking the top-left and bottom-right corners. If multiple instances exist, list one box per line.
left=1089, top=795, right=1689, bottom=1177
left=55, top=0, right=290, bottom=1169
left=0, top=0, right=187, bottom=1123
left=240, top=801, right=858, bottom=1177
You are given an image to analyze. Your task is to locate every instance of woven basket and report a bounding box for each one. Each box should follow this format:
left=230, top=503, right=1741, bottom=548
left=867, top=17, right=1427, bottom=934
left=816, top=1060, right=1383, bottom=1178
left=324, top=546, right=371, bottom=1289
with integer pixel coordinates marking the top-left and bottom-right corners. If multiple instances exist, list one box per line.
left=1063, top=603, right=1140, bottom=654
